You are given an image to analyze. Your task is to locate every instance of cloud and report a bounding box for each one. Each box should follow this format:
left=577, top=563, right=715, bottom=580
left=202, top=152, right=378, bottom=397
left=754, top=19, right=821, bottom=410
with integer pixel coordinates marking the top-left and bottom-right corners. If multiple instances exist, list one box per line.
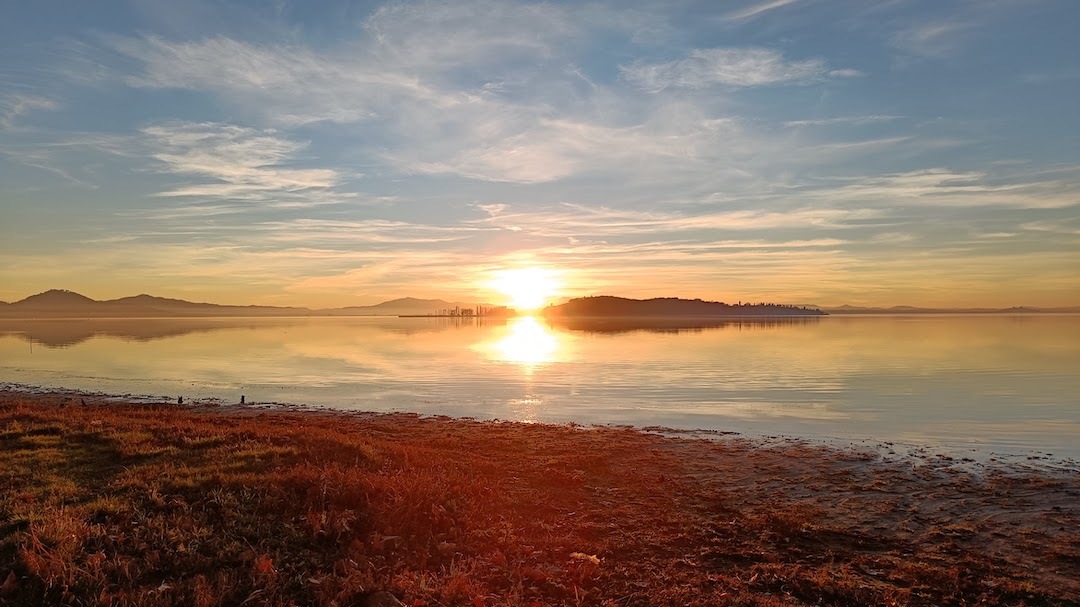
left=0, top=148, right=92, bottom=187
left=110, top=35, right=443, bottom=126
left=141, top=122, right=344, bottom=204
left=273, top=236, right=864, bottom=304
left=105, top=1, right=592, bottom=128
left=784, top=115, right=901, bottom=127
left=255, top=218, right=494, bottom=245
left=102, top=12, right=694, bottom=184
left=393, top=115, right=726, bottom=184
left=891, top=20, right=974, bottom=60
left=621, top=48, right=837, bottom=91
left=0, top=95, right=58, bottom=129
left=363, top=0, right=576, bottom=69
left=473, top=202, right=887, bottom=238
left=86, top=6, right=871, bottom=186
left=1021, top=219, right=1080, bottom=236
left=817, top=169, right=1080, bottom=209
left=0, top=130, right=136, bottom=187
left=723, top=0, right=800, bottom=22
left=1022, top=69, right=1080, bottom=84
left=885, top=1, right=1043, bottom=63
left=385, top=100, right=902, bottom=185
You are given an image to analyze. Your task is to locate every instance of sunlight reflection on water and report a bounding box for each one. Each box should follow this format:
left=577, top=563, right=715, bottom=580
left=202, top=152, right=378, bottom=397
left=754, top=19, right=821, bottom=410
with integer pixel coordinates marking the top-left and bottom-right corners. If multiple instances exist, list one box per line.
left=486, top=316, right=563, bottom=369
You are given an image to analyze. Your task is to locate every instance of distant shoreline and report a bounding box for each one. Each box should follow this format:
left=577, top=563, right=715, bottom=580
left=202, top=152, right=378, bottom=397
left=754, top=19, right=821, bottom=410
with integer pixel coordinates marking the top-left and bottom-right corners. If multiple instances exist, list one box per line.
left=4, top=289, right=1077, bottom=319
left=3, top=310, right=1079, bottom=321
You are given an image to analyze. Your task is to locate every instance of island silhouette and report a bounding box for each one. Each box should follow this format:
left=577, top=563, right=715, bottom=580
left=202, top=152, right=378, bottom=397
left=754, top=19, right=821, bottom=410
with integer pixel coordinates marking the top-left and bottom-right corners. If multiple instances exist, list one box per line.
left=542, top=295, right=826, bottom=318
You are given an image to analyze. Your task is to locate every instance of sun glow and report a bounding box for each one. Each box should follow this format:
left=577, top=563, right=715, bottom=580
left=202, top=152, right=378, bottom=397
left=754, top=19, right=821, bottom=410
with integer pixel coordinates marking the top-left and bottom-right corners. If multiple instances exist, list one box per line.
left=492, top=316, right=560, bottom=366
left=490, top=267, right=562, bottom=310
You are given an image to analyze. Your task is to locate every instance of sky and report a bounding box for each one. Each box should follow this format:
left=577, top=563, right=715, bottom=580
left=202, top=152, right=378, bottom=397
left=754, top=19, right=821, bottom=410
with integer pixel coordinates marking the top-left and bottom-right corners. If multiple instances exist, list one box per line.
left=1, top=0, right=1078, bottom=308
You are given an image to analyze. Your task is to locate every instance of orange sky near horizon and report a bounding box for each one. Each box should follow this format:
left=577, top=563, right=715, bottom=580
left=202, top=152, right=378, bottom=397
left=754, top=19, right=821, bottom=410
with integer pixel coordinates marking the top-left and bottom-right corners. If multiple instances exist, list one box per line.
left=2, top=257, right=1078, bottom=310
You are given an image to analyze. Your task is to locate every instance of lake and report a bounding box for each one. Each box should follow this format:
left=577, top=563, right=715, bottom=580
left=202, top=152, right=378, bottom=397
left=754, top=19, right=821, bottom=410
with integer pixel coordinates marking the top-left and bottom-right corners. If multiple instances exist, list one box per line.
left=1, top=314, right=1078, bottom=459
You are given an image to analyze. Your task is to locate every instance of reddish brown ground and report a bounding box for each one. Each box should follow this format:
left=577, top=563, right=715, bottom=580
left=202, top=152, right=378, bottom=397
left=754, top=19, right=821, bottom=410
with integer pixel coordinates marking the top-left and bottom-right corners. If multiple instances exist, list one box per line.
left=1, top=390, right=1077, bottom=606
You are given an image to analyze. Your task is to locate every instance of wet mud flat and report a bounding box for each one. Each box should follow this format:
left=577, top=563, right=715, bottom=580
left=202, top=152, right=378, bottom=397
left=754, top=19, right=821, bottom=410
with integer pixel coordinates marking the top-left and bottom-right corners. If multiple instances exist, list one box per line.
left=1, top=390, right=1077, bottom=606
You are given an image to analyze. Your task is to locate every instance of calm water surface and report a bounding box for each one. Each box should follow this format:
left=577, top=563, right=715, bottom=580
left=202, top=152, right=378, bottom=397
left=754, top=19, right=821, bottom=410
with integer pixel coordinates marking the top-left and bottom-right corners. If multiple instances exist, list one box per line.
left=1, top=315, right=1078, bottom=458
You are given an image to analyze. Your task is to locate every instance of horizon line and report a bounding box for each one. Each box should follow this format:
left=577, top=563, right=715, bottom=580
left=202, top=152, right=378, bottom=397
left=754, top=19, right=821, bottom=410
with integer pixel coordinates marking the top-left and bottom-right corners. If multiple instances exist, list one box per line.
left=1, top=288, right=1077, bottom=312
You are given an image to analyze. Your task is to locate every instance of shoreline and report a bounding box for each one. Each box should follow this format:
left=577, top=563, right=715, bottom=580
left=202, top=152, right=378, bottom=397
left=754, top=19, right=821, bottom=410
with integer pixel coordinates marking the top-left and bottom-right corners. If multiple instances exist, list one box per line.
left=3, top=382, right=1076, bottom=473
left=2, top=389, right=1078, bottom=605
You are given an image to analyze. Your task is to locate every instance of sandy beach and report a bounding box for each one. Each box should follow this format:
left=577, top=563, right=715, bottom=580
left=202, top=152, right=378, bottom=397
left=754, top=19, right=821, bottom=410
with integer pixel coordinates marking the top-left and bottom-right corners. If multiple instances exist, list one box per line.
left=1, top=389, right=1077, bottom=606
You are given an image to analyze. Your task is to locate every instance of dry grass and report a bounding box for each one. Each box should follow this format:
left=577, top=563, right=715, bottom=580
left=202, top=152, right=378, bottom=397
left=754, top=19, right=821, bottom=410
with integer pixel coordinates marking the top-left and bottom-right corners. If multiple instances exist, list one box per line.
left=1, top=391, right=1077, bottom=606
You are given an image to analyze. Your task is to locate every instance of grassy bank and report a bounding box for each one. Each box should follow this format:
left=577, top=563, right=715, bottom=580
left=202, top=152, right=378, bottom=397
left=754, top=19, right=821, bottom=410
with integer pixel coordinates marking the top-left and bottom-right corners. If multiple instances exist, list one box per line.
left=1, top=391, right=1077, bottom=606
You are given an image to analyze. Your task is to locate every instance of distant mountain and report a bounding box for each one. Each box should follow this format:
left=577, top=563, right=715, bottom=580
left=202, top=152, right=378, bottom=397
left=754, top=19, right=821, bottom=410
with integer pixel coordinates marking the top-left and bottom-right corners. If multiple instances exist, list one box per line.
left=825, top=304, right=1080, bottom=314
left=108, top=294, right=204, bottom=306
left=0, top=290, right=493, bottom=319
left=543, top=296, right=826, bottom=318
left=323, top=297, right=487, bottom=316
left=0, top=290, right=309, bottom=318
left=15, top=289, right=96, bottom=307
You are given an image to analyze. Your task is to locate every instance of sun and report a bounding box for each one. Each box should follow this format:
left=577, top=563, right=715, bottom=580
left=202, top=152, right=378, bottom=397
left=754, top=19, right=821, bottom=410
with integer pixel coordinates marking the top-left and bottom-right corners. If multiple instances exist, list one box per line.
left=490, top=267, right=562, bottom=310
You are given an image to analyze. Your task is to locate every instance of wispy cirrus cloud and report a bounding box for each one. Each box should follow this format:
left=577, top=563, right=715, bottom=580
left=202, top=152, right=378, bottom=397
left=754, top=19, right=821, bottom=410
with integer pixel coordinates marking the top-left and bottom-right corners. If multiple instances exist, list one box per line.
left=393, top=114, right=735, bottom=184
left=0, top=130, right=137, bottom=188
left=473, top=202, right=888, bottom=239
left=141, top=122, right=345, bottom=204
left=105, top=26, right=684, bottom=184
left=110, top=36, right=442, bottom=126
left=103, top=1, right=592, bottom=127
left=723, top=0, right=801, bottom=22
left=0, top=94, right=58, bottom=129
left=1021, top=218, right=1080, bottom=236
left=255, top=218, right=494, bottom=245
left=363, top=0, right=576, bottom=68
left=83, top=6, right=873, bottom=187
left=817, top=168, right=1080, bottom=209
left=891, top=20, right=972, bottom=59
left=784, top=115, right=902, bottom=128
left=620, top=47, right=856, bottom=91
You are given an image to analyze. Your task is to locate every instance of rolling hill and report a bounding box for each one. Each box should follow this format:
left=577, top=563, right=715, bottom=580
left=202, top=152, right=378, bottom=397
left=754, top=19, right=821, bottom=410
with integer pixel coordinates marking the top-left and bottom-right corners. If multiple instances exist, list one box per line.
left=0, top=290, right=487, bottom=318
